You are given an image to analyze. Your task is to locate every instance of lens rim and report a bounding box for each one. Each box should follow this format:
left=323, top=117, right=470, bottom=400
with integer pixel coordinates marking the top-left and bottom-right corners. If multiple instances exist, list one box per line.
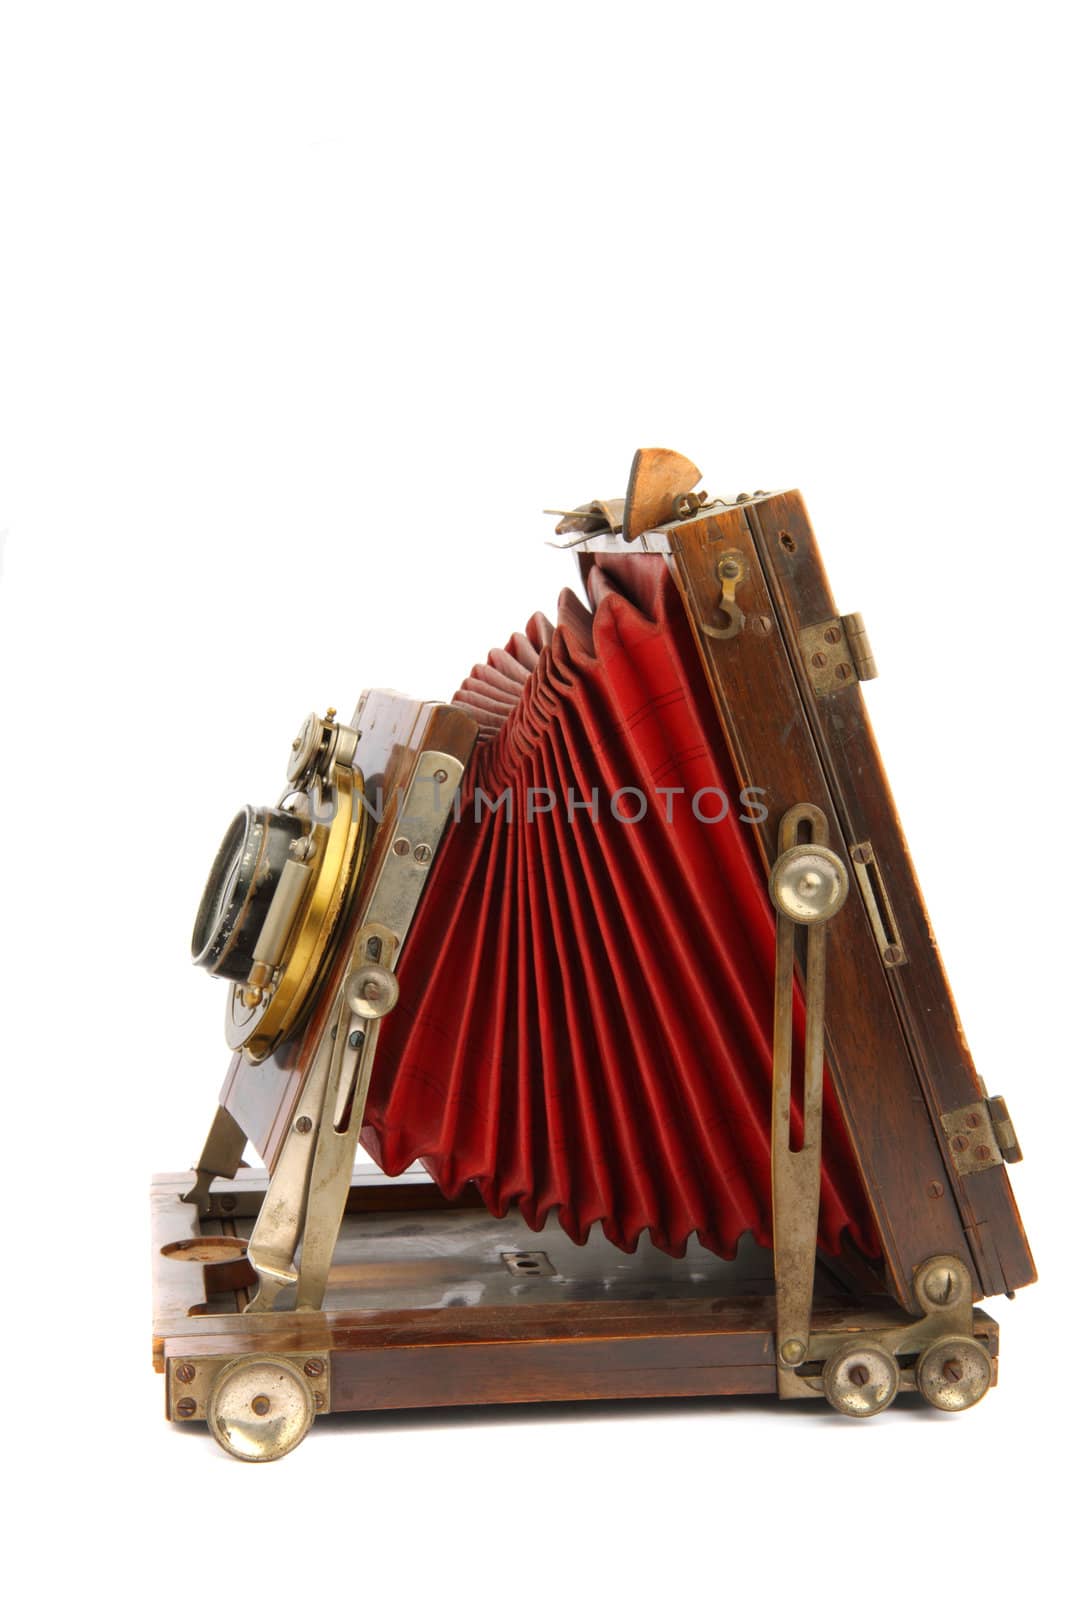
left=192, top=805, right=307, bottom=982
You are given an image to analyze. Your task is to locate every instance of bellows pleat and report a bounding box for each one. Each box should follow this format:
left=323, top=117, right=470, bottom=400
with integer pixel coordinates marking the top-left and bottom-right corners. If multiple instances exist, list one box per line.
left=361, top=556, right=879, bottom=1261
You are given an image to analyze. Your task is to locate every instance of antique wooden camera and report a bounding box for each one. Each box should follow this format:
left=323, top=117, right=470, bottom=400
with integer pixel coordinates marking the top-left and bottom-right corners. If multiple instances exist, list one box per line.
left=153, top=447, right=1034, bottom=1460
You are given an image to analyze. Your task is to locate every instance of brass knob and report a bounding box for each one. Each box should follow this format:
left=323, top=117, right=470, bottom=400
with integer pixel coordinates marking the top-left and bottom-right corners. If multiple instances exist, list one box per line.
left=770, top=843, right=850, bottom=924
left=344, top=963, right=400, bottom=1020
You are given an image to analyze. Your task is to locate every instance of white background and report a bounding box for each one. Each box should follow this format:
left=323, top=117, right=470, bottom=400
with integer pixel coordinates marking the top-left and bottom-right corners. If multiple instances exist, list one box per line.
left=1, top=3, right=1062, bottom=1595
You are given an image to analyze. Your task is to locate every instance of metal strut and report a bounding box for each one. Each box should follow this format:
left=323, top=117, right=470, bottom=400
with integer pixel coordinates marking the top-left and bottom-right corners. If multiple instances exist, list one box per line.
left=768, top=802, right=850, bottom=1397
left=243, top=748, right=467, bottom=1313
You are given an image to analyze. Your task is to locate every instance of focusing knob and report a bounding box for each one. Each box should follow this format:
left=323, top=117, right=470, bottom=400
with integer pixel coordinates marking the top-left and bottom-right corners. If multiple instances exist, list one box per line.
left=769, top=843, right=849, bottom=925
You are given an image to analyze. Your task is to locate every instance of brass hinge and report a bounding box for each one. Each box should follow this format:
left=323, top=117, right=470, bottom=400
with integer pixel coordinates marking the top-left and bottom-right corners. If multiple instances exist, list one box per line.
left=799, top=613, right=877, bottom=697
left=941, top=1089, right=1022, bottom=1176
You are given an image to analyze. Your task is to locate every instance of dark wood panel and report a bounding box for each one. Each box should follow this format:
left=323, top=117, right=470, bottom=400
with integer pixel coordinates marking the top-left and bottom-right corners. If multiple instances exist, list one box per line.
left=330, top=1344, right=776, bottom=1409
left=747, top=493, right=1035, bottom=1298
left=667, top=505, right=975, bottom=1310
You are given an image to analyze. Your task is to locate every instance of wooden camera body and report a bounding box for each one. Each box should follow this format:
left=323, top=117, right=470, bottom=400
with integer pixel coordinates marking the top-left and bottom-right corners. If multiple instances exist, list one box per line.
left=152, top=448, right=1033, bottom=1460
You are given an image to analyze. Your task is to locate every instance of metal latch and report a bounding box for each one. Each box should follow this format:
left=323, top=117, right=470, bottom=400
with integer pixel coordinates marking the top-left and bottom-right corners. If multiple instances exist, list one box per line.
left=799, top=613, right=877, bottom=697
left=941, top=1090, right=1022, bottom=1175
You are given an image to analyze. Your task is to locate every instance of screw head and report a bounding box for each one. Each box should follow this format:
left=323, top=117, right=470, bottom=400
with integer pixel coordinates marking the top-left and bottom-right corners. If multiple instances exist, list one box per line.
left=413, top=843, right=432, bottom=864
left=927, top=1180, right=945, bottom=1199
left=824, top=625, right=842, bottom=645
left=834, top=662, right=852, bottom=681
left=811, top=650, right=828, bottom=669
left=348, top=1030, right=365, bottom=1050
left=393, top=837, right=411, bottom=856
left=304, top=1358, right=325, bottom=1378
left=975, top=1144, right=992, bottom=1162
left=175, top=1363, right=196, bottom=1385
left=965, top=1111, right=982, bottom=1129
left=295, top=1115, right=313, bottom=1134
left=752, top=614, right=773, bottom=634
left=849, top=1364, right=871, bottom=1388
left=851, top=842, right=874, bottom=864
left=433, top=769, right=448, bottom=783
left=942, top=1359, right=964, bottom=1383
left=175, top=1397, right=197, bottom=1419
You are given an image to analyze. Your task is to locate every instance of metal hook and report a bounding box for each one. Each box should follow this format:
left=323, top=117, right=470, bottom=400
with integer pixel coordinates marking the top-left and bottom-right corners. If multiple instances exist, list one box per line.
left=700, top=550, right=747, bottom=640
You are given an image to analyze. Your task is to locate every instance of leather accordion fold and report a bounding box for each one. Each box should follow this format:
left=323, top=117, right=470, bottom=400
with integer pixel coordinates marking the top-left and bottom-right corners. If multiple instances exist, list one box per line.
left=362, top=554, right=880, bottom=1261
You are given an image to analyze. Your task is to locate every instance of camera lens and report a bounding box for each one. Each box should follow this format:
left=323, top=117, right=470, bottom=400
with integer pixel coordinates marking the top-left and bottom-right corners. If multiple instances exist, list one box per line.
left=192, top=804, right=309, bottom=982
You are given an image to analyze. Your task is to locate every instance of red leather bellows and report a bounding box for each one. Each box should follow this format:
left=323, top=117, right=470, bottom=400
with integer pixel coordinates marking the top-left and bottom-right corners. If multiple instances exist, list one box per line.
left=361, top=554, right=880, bottom=1261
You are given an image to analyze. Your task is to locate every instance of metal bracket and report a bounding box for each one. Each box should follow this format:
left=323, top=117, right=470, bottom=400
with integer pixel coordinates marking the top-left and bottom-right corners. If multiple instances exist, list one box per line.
left=168, top=1351, right=331, bottom=1424
left=799, top=613, right=877, bottom=697
left=801, top=1255, right=994, bottom=1415
left=183, top=1103, right=247, bottom=1211
left=942, top=1092, right=1022, bottom=1175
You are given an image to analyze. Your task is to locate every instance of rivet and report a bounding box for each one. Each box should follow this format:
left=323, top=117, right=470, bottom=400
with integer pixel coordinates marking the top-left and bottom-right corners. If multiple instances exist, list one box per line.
left=393, top=837, right=411, bottom=856
left=220, top=1196, right=237, bottom=1212
left=251, top=1395, right=271, bottom=1417
left=175, top=1363, right=196, bottom=1384
left=304, top=1357, right=325, bottom=1378
left=175, top=1397, right=197, bottom=1419
left=348, top=1030, right=365, bottom=1050
left=295, top=1115, right=313, bottom=1134
left=313, top=1391, right=325, bottom=1410
left=780, top=1338, right=806, bottom=1365
left=434, top=769, right=448, bottom=784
